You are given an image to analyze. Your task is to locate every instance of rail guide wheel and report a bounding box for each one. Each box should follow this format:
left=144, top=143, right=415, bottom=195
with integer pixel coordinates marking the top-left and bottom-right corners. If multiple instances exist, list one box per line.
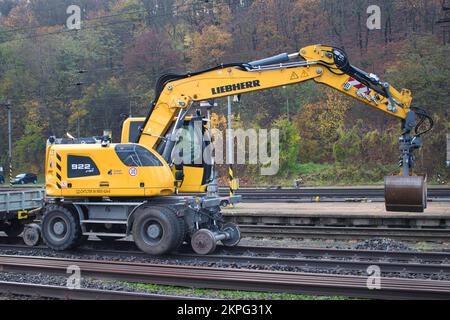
left=191, top=229, right=217, bottom=255
left=384, top=175, right=427, bottom=212
left=23, top=223, right=41, bottom=247
left=221, top=222, right=241, bottom=247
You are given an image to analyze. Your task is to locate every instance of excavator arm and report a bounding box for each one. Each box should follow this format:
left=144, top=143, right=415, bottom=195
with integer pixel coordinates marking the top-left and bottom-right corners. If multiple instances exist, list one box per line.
left=139, top=45, right=414, bottom=150
left=137, top=44, right=432, bottom=212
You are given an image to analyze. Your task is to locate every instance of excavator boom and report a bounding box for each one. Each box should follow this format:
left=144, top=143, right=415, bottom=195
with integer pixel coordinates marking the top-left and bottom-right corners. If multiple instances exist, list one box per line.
left=136, top=45, right=431, bottom=212
left=138, top=45, right=412, bottom=150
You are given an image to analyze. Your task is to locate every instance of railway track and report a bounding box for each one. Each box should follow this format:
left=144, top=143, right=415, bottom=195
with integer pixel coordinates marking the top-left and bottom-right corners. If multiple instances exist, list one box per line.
left=0, top=254, right=449, bottom=299
left=3, top=221, right=450, bottom=246
left=0, top=241, right=449, bottom=278
left=239, top=225, right=450, bottom=241
left=227, top=187, right=450, bottom=202
left=0, top=281, right=196, bottom=300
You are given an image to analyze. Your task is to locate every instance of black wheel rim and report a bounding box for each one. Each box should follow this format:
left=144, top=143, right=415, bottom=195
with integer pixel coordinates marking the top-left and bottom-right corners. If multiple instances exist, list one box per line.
left=140, top=219, right=164, bottom=246
left=47, top=216, right=69, bottom=242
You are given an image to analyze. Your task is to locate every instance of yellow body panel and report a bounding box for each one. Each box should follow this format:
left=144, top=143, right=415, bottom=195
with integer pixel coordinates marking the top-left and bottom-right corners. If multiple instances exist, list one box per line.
left=121, top=116, right=209, bottom=193
left=121, top=117, right=146, bottom=143
left=177, top=166, right=208, bottom=193
left=46, top=143, right=175, bottom=197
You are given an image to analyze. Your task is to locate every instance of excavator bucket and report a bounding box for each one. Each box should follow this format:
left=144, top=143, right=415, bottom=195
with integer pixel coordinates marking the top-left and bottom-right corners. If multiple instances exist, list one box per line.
left=384, top=175, right=427, bottom=212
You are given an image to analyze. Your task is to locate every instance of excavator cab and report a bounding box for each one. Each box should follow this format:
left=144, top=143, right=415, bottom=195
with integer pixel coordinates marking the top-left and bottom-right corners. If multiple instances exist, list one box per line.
left=120, top=115, right=212, bottom=193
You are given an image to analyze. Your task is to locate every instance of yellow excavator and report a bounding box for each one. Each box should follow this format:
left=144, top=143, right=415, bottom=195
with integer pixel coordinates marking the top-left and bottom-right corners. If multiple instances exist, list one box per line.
left=41, top=45, right=432, bottom=255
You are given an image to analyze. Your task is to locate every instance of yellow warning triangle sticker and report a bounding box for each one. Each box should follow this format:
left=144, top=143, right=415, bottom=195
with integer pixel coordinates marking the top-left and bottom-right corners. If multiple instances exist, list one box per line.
left=290, top=72, right=299, bottom=80
left=300, top=70, right=309, bottom=78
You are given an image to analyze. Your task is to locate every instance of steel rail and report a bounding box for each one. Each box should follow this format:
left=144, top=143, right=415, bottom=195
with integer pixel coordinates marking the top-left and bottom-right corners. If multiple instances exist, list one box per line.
left=216, top=245, right=450, bottom=263
left=1, top=242, right=449, bottom=277
left=3, top=186, right=448, bottom=200
left=231, top=186, right=449, bottom=196
left=3, top=239, right=450, bottom=264
left=239, top=225, right=450, bottom=241
left=124, top=250, right=450, bottom=276
left=2, top=237, right=450, bottom=263
left=0, top=281, right=198, bottom=300
left=0, top=255, right=449, bottom=299
left=189, top=187, right=450, bottom=202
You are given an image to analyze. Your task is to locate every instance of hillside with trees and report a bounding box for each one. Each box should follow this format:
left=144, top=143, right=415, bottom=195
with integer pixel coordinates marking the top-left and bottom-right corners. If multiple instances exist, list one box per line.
left=0, top=0, right=448, bottom=185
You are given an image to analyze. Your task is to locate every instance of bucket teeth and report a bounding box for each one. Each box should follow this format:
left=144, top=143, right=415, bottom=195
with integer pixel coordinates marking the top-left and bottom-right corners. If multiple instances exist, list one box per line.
left=384, top=175, right=427, bottom=212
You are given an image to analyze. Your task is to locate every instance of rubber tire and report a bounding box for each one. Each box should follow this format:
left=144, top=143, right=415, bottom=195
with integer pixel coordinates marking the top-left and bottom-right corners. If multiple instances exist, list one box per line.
left=156, top=206, right=185, bottom=252
left=132, top=207, right=180, bottom=255
left=41, top=205, right=82, bottom=251
left=3, top=222, right=25, bottom=237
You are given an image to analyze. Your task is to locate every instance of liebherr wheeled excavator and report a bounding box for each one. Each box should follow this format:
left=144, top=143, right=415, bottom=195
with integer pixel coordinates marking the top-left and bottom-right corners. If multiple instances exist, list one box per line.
left=41, top=45, right=432, bottom=255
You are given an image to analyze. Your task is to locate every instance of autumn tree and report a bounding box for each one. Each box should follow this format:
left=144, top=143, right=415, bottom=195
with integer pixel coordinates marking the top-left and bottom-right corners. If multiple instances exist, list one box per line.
left=188, top=25, right=232, bottom=69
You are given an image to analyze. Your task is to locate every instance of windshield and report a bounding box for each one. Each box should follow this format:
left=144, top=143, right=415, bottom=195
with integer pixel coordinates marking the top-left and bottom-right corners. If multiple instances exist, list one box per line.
left=15, top=174, right=25, bottom=178
left=115, top=144, right=162, bottom=167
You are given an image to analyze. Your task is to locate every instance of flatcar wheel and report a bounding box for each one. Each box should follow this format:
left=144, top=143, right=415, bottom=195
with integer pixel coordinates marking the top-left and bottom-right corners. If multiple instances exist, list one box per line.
left=221, top=222, right=241, bottom=247
left=191, top=229, right=217, bottom=255
left=132, top=207, right=179, bottom=255
left=3, top=221, right=25, bottom=237
left=23, top=224, right=41, bottom=246
left=41, top=205, right=82, bottom=251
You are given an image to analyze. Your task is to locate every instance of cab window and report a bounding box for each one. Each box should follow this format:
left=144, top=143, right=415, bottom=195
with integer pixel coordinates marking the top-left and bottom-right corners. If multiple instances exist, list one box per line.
left=174, top=120, right=203, bottom=165
left=115, top=144, right=162, bottom=167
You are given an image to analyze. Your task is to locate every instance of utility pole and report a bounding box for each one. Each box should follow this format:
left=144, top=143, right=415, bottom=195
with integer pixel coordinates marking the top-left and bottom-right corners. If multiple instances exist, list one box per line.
left=283, top=86, right=290, bottom=120
left=75, top=69, right=86, bottom=138
left=227, top=96, right=235, bottom=208
left=1, top=100, right=12, bottom=186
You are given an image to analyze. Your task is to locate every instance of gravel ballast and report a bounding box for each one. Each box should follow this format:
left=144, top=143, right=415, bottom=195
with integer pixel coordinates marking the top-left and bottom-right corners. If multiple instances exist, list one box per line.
left=0, top=238, right=448, bottom=281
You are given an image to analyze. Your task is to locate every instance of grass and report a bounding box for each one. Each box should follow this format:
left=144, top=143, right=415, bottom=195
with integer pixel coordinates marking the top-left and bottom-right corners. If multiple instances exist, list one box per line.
left=128, top=282, right=348, bottom=300
left=254, top=163, right=410, bottom=187
left=295, top=163, right=333, bottom=175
